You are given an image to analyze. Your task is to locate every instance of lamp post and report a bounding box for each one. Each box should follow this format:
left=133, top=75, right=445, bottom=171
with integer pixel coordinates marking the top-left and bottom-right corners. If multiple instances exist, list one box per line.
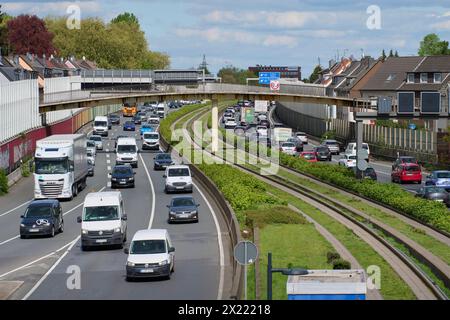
left=267, top=252, right=308, bottom=300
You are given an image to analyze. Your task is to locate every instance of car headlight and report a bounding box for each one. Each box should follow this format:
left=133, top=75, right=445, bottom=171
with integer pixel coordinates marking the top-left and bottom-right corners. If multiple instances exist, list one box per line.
left=44, top=222, right=50, bottom=226
left=82, top=229, right=88, bottom=234
left=114, top=227, right=121, bottom=233
left=127, top=261, right=135, bottom=267
left=112, top=178, right=117, bottom=181
left=170, top=211, right=177, bottom=215
left=20, top=224, right=25, bottom=227
left=159, top=259, right=168, bottom=266
left=190, top=211, right=197, bottom=215
left=129, top=177, right=134, bottom=181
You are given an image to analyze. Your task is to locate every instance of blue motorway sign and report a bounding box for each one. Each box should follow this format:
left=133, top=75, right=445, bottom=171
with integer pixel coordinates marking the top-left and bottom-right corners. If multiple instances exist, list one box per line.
left=259, top=72, right=280, bottom=85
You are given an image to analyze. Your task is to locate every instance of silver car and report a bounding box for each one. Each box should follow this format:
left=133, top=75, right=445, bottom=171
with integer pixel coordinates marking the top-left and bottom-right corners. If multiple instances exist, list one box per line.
left=89, top=135, right=103, bottom=150
left=322, top=139, right=340, bottom=155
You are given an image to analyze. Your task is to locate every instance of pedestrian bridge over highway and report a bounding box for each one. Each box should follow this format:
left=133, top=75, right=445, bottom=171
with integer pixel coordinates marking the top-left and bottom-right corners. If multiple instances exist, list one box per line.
left=39, top=83, right=369, bottom=113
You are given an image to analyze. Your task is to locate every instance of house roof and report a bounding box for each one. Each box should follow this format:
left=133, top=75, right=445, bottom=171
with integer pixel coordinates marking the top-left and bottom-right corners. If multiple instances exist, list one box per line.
left=399, top=72, right=450, bottom=91
left=413, top=56, right=450, bottom=73
left=335, top=57, right=379, bottom=91
left=360, top=56, right=424, bottom=91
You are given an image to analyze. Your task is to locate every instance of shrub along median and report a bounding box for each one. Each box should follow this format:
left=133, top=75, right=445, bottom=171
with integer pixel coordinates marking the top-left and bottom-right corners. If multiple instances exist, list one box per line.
left=280, top=153, right=450, bottom=234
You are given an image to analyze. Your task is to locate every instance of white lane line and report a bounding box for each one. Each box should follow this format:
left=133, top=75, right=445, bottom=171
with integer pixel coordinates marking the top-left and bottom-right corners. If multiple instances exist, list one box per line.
left=22, top=235, right=81, bottom=300
left=105, top=149, right=109, bottom=153
left=0, top=236, right=19, bottom=246
left=0, top=200, right=32, bottom=218
left=106, top=154, right=110, bottom=158
left=139, top=154, right=156, bottom=229
left=106, top=159, right=111, bottom=164
left=194, top=183, right=225, bottom=301
left=107, top=182, right=111, bottom=188
left=0, top=239, right=76, bottom=279
left=107, top=166, right=111, bottom=171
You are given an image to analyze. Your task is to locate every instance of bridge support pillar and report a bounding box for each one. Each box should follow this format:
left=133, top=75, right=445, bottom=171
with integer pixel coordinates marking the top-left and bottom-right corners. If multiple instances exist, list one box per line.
left=211, top=97, right=219, bottom=154
left=356, top=120, right=364, bottom=179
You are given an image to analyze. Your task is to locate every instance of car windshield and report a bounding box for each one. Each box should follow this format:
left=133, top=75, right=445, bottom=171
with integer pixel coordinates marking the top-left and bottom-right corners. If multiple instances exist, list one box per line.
left=25, top=205, right=53, bottom=218
left=302, top=153, right=316, bottom=159
left=425, top=187, right=446, bottom=193
left=113, top=167, right=132, bottom=175
left=125, top=121, right=134, bottom=126
left=362, top=144, right=369, bottom=149
left=87, top=141, right=95, bottom=147
left=117, top=145, right=136, bottom=153
left=130, top=240, right=166, bottom=254
left=316, top=147, right=329, bottom=152
left=404, top=165, right=420, bottom=172
left=87, top=151, right=93, bottom=157
left=90, top=136, right=101, bottom=141
left=142, top=125, right=151, bottom=129
left=325, top=141, right=338, bottom=145
left=144, top=133, right=159, bottom=140
left=172, top=198, right=195, bottom=207
left=365, top=168, right=375, bottom=174
left=156, top=154, right=172, bottom=161
left=83, top=206, right=119, bottom=221
left=94, top=121, right=107, bottom=127
left=35, top=158, right=69, bottom=174
left=436, top=172, right=450, bottom=179
left=401, top=157, right=416, bottom=163
left=168, top=168, right=190, bottom=177
left=348, top=156, right=357, bottom=160
left=110, top=115, right=119, bottom=119
left=282, top=143, right=295, bottom=148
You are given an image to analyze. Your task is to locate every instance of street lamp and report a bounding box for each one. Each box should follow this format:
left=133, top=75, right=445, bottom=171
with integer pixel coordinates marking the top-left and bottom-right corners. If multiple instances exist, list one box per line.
left=267, top=252, right=308, bottom=300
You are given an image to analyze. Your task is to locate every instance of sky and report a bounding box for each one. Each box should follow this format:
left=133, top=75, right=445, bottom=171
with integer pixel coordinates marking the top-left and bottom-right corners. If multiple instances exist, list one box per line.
left=1, top=0, right=450, bottom=77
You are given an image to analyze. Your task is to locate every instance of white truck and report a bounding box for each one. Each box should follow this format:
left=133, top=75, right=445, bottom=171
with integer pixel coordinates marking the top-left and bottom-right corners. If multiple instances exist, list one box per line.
left=93, top=116, right=109, bottom=137
left=34, top=134, right=88, bottom=200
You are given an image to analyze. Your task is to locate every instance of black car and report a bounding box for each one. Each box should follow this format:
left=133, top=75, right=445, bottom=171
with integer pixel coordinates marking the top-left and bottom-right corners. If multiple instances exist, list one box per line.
left=259, top=119, right=270, bottom=128
left=287, top=137, right=303, bottom=152
left=154, top=153, right=174, bottom=170
left=167, top=196, right=200, bottom=223
left=353, top=166, right=377, bottom=181
left=109, top=114, right=120, bottom=125
left=314, top=146, right=332, bottom=161
left=415, top=186, right=449, bottom=206
left=110, top=165, right=136, bottom=188
left=87, top=159, right=94, bottom=176
left=133, top=115, right=142, bottom=125
left=20, top=200, right=64, bottom=238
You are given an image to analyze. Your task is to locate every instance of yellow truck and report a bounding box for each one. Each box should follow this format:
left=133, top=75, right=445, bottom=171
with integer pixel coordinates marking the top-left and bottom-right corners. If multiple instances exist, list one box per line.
left=122, top=103, right=137, bottom=117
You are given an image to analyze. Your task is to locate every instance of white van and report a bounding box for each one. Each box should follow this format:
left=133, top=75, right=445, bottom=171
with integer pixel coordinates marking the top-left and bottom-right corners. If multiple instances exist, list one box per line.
left=93, top=116, right=109, bottom=137
left=124, top=229, right=175, bottom=280
left=77, top=191, right=127, bottom=251
left=142, top=132, right=160, bottom=150
left=345, top=142, right=370, bottom=160
left=164, top=165, right=193, bottom=193
left=116, top=137, right=138, bottom=168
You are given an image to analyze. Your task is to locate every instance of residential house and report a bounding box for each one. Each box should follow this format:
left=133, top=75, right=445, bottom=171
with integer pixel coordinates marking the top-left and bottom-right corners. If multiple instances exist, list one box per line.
left=0, top=55, right=38, bottom=84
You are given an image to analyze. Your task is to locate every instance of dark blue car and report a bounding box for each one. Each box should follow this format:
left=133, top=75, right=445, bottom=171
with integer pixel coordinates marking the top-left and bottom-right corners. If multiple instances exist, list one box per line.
left=153, top=153, right=174, bottom=170
left=167, top=196, right=200, bottom=223
left=20, top=200, right=64, bottom=238
left=123, top=121, right=136, bottom=131
left=110, top=165, right=136, bottom=188
left=425, top=170, right=450, bottom=191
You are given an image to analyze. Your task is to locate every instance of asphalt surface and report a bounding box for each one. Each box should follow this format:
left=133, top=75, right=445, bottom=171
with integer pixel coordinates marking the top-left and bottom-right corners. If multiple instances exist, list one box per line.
left=0, top=110, right=225, bottom=300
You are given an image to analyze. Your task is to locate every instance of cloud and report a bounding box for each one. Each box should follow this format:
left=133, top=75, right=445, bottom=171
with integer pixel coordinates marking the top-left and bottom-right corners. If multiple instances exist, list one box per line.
left=175, top=28, right=259, bottom=44
left=262, top=35, right=298, bottom=47
left=431, top=20, right=450, bottom=30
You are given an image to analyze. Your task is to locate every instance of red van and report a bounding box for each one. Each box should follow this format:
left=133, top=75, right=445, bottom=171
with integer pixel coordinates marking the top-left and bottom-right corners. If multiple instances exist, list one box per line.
left=391, top=163, right=422, bottom=184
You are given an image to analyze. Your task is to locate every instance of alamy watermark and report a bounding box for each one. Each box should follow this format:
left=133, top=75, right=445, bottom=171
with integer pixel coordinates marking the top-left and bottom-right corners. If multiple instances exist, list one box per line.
left=66, top=4, right=81, bottom=30
left=367, top=5, right=382, bottom=30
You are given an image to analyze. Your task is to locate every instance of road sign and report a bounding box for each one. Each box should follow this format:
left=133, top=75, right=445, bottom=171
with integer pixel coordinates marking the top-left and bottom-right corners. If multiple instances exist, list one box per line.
left=255, top=100, right=269, bottom=113
left=242, top=107, right=255, bottom=123
left=270, top=80, right=280, bottom=91
left=259, top=72, right=280, bottom=85
left=357, top=149, right=369, bottom=160
left=357, top=159, right=368, bottom=171
left=234, top=241, right=258, bottom=266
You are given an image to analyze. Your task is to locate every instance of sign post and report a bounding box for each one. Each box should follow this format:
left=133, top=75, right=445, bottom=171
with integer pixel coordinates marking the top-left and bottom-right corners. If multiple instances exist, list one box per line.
left=234, top=241, right=258, bottom=300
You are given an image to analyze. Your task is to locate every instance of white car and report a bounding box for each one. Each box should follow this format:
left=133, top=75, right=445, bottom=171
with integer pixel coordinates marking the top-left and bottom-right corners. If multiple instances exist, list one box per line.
left=142, top=132, right=160, bottom=150
left=225, top=119, right=237, bottom=129
left=164, top=165, right=193, bottom=193
left=256, top=125, right=268, bottom=136
left=345, top=142, right=370, bottom=159
left=294, top=132, right=308, bottom=144
left=280, top=142, right=297, bottom=155
left=86, top=149, right=95, bottom=166
left=338, top=154, right=357, bottom=168
left=124, top=229, right=175, bottom=281
left=89, top=135, right=103, bottom=150
left=148, top=116, right=160, bottom=125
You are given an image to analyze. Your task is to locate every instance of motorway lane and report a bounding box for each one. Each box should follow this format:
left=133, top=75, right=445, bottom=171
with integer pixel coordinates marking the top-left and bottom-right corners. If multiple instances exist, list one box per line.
left=0, top=152, right=108, bottom=278
left=27, top=115, right=222, bottom=300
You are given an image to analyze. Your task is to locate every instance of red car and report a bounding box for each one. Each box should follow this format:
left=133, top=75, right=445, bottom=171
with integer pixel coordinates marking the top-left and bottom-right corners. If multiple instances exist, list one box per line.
left=300, top=152, right=318, bottom=163
left=391, top=163, right=422, bottom=184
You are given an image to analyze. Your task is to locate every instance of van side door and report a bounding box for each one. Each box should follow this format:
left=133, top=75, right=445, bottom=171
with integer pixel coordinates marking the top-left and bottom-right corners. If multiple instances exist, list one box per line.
left=120, top=200, right=127, bottom=232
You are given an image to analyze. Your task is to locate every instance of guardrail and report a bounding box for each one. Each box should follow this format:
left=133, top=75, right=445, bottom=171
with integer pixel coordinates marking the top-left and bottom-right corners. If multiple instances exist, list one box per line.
left=159, top=131, right=243, bottom=300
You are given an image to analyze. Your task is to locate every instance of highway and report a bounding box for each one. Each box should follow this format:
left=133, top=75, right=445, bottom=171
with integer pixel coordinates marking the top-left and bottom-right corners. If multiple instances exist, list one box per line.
left=0, top=112, right=229, bottom=300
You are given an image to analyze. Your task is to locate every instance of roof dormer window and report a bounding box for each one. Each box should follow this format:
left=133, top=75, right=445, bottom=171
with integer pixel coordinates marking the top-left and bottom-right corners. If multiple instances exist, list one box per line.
left=420, top=73, right=428, bottom=83
left=407, top=73, right=415, bottom=83
left=434, top=73, right=442, bottom=83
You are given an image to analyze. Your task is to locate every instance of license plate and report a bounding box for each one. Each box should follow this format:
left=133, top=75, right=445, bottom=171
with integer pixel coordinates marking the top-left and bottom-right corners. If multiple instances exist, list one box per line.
left=407, top=173, right=413, bottom=176
left=96, top=239, right=107, bottom=243
left=436, top=199, right=444, bottom=202
left=29, top=229, right=39, bottom=232
left=176, top=187, right=184, bottom=190
left=179, top=214, right=189, bottom=218
left=140, top=269, right=154, bottom=273
left=120, top=181, right=126, bottom=184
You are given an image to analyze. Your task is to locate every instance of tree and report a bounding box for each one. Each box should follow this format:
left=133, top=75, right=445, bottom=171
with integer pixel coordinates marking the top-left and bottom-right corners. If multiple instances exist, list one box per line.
left=389, top=49, right=394, bottom=57
left=217, top=66, right=256, bottom=84
left=381, top=49, right=387, bottom=60
left=394, top=50, right=399, bottom=57
left=111, top=12, right=140, bottom=27
left=0, top=5, right=9, bottom=54
left=7, top=15, right=55, bottom=55
left=308, top=65, right=323, bottom=83
left=418, top=33, right=450, bottom=56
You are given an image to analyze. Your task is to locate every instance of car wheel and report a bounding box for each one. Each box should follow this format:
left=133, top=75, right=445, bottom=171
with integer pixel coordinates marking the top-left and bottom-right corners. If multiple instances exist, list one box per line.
left=81, top=245, right=89, bottom=252
left=50, top=226, right=55, bottom=238
left=126, top=276, right=133, bottom=282
left=20, top=234, right=27, bottom=239
left=132, top=183, right=135, bottom=188
left=59, top=220, right=64, bottom=233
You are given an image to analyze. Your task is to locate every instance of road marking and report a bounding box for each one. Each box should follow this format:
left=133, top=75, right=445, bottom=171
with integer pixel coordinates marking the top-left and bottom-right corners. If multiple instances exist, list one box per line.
left=0, top=239, right=76, bottom=280
left=194, top=183, right=225, bottom=301
left=107, top=182, right=111, bottom=188
left=107, top=166, right=111, bottom=171
left=139, top=154, right=156, bottom=229
left=106, top=154, right=110, bottom=158
left=22, top=235, right=81, bottom=300
left=0, top=200, right=32, bottom=218
left=105, top=149, right=109, bottom=153
left=106, top=159, right=110, bottom=164
left=0, top=235, right=19, bottom=246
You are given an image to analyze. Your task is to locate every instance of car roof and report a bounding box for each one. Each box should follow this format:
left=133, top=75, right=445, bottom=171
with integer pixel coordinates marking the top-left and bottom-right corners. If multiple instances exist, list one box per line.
left=132, top=229, right=168, bottom=241
left=113, top=164, right=132, bottom=170
left=400, top=163, right=420, bottom=167
left=29, top=199, right=59, bottom=207
left=324, top=139, right=338, bottom=143
left=171, top=196, right=195, bottom=202
left=84, top=191, right=121, bottom=206
left=433, top=170, right=450, bottom=174
left=167, top=165, right=189, bottom=169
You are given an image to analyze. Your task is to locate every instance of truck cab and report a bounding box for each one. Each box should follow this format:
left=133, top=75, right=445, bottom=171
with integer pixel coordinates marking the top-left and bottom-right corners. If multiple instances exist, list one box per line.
left=93, top=116, right=109, bottom=137
left=77, top=192, right=127, bottom=250
left=34, top=134, right=88, bottom=200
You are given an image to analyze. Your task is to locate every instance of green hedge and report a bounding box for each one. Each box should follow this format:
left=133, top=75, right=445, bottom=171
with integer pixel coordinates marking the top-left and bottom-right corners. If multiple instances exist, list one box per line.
left=0, top=169, right=8, bottom=195
left=280, top=153, right=450, bottom=233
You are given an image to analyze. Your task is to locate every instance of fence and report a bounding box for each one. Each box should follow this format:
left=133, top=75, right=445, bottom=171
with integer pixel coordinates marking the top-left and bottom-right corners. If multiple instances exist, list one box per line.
left=0, top=79, right=40, bottom=144
left=44, top=76, right=82, bottom=94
